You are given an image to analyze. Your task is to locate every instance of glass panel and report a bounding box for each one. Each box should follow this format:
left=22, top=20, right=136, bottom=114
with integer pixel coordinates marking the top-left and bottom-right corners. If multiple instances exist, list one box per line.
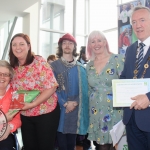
left=40, top=0, right=73, bottom=33
left=104, top=30, right=118, bottom=54
left=90, top=0, right=118, bottom=31
left=120, top=0, right=145, bottom=5
left=2, top=17, right=23, bottom=61
left=39, top=31, right=64, bottom=60
left=0, top=28, right=5, bottom=59
left=76, top=0, right=85, bottom=35
left=76, top=36, right=85, bottom=53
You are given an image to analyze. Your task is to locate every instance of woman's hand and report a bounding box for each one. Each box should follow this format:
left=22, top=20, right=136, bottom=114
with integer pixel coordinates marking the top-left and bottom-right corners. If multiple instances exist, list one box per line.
left=0, top=125, right=11, bottom=141
left=6, top=110, right=19, bottom=122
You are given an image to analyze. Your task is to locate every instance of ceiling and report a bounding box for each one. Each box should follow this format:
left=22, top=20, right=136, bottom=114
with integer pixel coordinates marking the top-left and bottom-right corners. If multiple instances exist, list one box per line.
left=0, top=0, right=40, bottom=26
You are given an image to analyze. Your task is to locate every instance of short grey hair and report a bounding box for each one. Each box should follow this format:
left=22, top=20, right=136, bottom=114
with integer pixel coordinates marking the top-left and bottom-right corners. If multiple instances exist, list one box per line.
left=0, top=60, right=14, bottom=78
left=130, top=6, right=150, bottom=24
left=131, top=6, right=150, bottom=18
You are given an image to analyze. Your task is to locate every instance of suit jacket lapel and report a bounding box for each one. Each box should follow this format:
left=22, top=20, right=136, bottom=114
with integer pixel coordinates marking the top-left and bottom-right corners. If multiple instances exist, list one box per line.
left=138, top=46, right=150, bottom=77
left=131, top=42, right=138, bottom=72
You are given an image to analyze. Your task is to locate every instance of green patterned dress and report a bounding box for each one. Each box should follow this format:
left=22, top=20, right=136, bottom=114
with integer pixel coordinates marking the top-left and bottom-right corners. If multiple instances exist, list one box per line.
left=86, top=54, right=124, bottom=145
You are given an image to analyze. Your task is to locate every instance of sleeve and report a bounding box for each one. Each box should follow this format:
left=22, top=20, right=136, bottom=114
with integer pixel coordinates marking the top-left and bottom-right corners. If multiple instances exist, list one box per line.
left=86, top=63, right=92, bottom=97
left=51, top=62, right=66, bottom=107
left=115, top=54, right=125, bottom=78
left=9, top=112, right=21, bottom=133
left=1, top=87, right=21, bottom=133
left=56, top=91, right=67, bottom=106
left=38, top=57, right=58, bottom=90
left=120, top=48, right=129, bottom=79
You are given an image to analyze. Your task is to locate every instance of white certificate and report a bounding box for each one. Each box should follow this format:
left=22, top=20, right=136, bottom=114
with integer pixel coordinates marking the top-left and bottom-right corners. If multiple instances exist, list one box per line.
left=112, top=78, right=150, bottom=107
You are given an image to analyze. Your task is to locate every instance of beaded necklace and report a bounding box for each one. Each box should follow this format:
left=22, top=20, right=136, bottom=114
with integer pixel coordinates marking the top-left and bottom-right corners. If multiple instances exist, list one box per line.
left=133, top=49, right=150, bottom=79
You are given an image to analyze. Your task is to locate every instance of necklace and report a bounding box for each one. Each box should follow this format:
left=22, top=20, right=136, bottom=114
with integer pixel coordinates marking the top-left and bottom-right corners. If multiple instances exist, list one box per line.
left=133, top=56, right=150, bottom=79
left=61, top=57, right=76, bottom=68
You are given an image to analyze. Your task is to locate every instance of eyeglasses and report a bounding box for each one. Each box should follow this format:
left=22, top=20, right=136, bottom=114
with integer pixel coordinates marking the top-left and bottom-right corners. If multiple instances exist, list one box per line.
left=0, top=72, right=11, bottom=78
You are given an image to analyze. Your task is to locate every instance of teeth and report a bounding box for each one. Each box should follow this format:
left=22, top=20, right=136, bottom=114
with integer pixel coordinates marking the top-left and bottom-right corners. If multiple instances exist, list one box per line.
left=16, top=50, right=22, bottom=53
left=0, top=81, right=4, bottom=83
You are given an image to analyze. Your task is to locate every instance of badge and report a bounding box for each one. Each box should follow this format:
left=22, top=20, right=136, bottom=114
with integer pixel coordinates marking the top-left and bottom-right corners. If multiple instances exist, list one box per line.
left=144, top=64, right=149, bottom=69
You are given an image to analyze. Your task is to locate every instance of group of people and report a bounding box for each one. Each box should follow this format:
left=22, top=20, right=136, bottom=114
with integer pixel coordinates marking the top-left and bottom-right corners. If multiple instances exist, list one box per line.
left=1, top=5, right=150, bottom=150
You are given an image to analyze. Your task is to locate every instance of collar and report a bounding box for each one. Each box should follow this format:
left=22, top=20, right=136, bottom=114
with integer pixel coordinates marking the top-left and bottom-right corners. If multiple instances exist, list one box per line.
left=138, top=36, right=150, bottom=47
left=61, top=57, right=76, bottom=67
left=80, top=58, right=86, bottom=64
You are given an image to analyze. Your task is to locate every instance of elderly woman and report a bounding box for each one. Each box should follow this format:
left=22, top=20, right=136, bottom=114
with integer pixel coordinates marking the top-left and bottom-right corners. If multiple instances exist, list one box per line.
left=86, top=31, right=124, bottom=150
left=9, top=33, right=60, bottom=150
left=0, top=60, right=21, bottom=150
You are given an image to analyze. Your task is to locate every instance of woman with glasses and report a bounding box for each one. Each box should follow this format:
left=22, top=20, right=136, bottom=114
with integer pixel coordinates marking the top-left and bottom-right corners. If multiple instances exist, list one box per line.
left=0, top=60, right=21, bottom=150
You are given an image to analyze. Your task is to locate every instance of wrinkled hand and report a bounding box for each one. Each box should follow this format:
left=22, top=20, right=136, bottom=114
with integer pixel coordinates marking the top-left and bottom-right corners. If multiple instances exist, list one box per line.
left=0, top=125, right=11, bottom=141
left=65, top=101, right=78, bottom=113
left=6, top=111, right=19, bottom=122
left=130, top=94, right=150, bottom=110
left=21, top=102, right=36, bottom=110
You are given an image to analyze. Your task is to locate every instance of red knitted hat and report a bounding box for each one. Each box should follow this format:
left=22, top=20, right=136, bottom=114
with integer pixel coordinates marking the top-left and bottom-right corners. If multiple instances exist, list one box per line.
left=58, top=33, right=77, bottom=45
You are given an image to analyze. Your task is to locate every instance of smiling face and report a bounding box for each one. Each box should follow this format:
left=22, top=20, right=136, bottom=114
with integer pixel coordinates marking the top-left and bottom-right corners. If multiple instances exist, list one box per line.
left=11, top=37, right=30, bottom=64
left=90, top=35, right=106, bottom=56
left=131, top=9, right=150, bottom=41
left=0, top=67, right=11, bottom=91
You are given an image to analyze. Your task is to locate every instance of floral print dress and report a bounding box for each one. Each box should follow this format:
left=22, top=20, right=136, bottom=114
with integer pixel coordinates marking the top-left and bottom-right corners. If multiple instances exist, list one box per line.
left=86, top=54, right=124, bottom=145
left=11, top=55, right=58, bottom=117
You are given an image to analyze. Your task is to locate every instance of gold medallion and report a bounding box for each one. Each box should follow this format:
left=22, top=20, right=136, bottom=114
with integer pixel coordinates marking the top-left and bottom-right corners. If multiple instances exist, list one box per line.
left=144, top=64, right=149, bottom=69
left=134, top=70, right=138, bottom=74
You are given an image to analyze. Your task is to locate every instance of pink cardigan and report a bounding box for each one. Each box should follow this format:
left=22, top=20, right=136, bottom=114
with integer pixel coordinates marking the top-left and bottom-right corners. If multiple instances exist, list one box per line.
left=0, top=85, right=21, bottom=132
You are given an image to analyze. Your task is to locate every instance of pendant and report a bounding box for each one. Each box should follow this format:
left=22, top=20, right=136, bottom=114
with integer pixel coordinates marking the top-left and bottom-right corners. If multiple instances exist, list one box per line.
left=144, top=64, right=149, bottom=69
left=134, top=70, right=138, bottom=74
left=133, top=76, right=137, bottom=79
left=62, top=85, right=65, bottom=90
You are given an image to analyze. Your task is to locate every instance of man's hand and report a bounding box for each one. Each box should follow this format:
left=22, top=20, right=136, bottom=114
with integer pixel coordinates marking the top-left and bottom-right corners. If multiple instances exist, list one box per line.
left=65, top=101, right=78, bottom=113
left=130, top=94, right=150, bottom=110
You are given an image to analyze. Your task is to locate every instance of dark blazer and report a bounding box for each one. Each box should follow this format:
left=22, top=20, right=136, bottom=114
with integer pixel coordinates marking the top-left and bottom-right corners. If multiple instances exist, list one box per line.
left=120, top=41, right=150, bottom=132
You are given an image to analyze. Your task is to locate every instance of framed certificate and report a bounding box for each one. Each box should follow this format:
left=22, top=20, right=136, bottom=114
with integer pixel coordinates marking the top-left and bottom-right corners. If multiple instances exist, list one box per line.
left=112, top=78, right=150, bottom=107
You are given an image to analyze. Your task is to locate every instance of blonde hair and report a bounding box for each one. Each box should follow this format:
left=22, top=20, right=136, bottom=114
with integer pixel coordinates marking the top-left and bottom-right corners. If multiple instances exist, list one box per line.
left=86, top=30, right=111, bottom=60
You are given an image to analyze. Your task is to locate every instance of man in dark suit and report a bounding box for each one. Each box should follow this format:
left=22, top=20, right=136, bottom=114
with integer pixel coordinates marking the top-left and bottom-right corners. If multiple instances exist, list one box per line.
left=120, top=6, right=150, bottom=150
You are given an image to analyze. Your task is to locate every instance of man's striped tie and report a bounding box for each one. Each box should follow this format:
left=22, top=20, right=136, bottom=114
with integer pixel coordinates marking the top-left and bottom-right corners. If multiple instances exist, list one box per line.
left=136, top=42, right=145, bottom=70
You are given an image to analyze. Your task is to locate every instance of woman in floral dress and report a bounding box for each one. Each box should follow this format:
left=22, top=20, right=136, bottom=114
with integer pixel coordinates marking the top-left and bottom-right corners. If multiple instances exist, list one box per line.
left=86, top=31, right=124, bottom=150
left=9, top=33, right=60, bottom=150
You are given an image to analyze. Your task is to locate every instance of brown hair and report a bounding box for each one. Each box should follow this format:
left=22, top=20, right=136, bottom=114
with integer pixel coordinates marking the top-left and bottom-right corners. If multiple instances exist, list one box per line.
left=47, top=55, right=57, bottom=62
left=86, top=30, right=111, bottom=60
left=9, top=33, right=34, bottom=68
